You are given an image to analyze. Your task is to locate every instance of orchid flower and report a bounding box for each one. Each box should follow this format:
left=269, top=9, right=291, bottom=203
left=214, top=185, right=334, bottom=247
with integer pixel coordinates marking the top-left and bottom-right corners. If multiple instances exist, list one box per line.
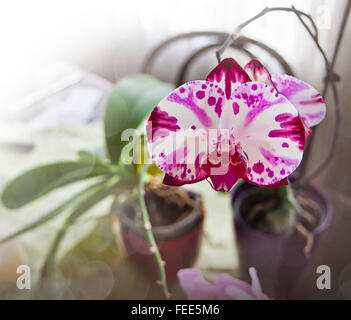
left=177, top=267, right=269, bottom=300
left=146, top=58, right=326, bottom=192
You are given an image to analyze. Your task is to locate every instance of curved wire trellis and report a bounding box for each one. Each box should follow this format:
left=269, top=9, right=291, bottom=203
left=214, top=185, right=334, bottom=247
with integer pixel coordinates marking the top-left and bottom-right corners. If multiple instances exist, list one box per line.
left=143, top=32, right=294, bottom=80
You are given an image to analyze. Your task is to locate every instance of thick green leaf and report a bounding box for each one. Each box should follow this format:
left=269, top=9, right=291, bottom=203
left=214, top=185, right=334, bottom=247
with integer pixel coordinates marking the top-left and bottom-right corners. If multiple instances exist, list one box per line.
left=59, top=215, right=124, bottom=277
left=0, top=179, right=107, bottom=245
left=104, top=74, right=174, bottom=163
left=1, top=161, right=113, bottom=209
left=40, top=176, right=121, bottom=280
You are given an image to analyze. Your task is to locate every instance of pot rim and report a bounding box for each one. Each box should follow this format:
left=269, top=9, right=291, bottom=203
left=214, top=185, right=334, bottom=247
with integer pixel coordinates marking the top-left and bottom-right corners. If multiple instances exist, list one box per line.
left=232, top=180, right=333, bottom=239
left=119, top=192, right=204, bottom=242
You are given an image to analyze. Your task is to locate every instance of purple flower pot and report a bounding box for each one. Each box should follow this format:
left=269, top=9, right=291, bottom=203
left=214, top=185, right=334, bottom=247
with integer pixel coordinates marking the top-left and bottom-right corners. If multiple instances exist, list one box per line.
left=232, top=181, right=332, bottom=299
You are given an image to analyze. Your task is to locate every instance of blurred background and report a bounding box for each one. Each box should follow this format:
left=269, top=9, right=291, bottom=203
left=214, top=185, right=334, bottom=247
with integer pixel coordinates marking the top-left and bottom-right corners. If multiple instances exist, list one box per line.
left=0, top=0, right=350, bottom=299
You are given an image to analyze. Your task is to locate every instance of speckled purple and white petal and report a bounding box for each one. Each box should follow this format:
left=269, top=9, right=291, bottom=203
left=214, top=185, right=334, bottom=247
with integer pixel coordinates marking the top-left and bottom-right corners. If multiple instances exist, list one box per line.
left=244, top=58, right=275, bottom=87
left=272, top=74, right=326, bottom=127
left=147, top=80, right=225, bottom=183
left=228, top=82, right=304, bottom=186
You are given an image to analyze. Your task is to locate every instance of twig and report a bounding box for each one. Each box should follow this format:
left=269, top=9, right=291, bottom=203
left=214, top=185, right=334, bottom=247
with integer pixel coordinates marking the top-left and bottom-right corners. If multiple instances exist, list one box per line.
left=300, top=0, right=351, bottom=182
left=216, top=6, right=320, bottom=64
left=215, top=5, right=349, bottom=184
left=138, top=164, right=170, bottom=299
left=291, top=5, right=329, bottom=71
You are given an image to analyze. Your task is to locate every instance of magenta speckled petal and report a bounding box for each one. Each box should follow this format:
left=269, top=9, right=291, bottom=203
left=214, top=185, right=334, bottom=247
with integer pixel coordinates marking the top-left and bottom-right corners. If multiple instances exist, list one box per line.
left=272, top=74, right=326, bottom=127
left=209, top=152, right=247, bottom=192
left=162, top=172, right=208, bottom=186
left=220, top=82, right=304, bottom=186
left=244, top=59, right=275, bottom=87
left=245, top=176, right=289, bottom=187
left=207, top=58, right=251, bottom=99
left=147, top=80, right=223, bottom=184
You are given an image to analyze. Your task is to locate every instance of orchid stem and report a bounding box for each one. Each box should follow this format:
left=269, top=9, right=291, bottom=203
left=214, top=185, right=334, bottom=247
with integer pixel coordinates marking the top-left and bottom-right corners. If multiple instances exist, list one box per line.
left=138, top=164, right=170, bottom=299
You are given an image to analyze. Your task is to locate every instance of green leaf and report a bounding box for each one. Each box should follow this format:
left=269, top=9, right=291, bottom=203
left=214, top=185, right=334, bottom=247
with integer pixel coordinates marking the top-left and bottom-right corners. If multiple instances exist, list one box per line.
left=1, top=161, right=113, bottom=209
left=0, top=179, right=108, bottom=245
left=40, top=176, right=121, bottom=280
left=59, top=215, right=124, bottom=278
left=104, top=74, right=174, bottom=163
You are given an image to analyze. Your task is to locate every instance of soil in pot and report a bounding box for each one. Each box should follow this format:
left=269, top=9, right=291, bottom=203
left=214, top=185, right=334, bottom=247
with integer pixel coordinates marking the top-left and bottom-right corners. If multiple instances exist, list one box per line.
left=119, top=182, right=204, bottom=281
left=144, top=183, right=200, bottom=227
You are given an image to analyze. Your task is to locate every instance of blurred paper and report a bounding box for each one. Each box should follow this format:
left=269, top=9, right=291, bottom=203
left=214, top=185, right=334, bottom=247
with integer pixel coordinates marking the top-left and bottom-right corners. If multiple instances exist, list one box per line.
left=29, top=87, right=103, bottom=129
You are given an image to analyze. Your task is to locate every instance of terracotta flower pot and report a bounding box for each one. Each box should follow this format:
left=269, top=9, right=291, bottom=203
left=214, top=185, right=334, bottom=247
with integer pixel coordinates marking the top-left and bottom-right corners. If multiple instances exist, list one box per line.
left=232, top=181, right=332, bottom=299
left=119, top=191, right=204, bottom=281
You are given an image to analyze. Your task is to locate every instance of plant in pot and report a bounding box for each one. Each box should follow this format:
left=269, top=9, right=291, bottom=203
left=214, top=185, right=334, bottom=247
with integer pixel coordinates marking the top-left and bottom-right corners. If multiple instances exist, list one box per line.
left=0, top=74, right=204, bottom=299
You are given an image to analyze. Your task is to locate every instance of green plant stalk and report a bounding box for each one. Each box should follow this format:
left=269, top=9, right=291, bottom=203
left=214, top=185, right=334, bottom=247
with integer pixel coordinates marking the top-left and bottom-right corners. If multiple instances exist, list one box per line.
left=138, top=164, right=169, bottom=299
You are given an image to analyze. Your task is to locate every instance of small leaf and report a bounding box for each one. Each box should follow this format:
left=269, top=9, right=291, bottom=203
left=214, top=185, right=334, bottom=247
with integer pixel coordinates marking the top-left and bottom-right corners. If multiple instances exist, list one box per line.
left=104, top=74, right=174, bottom=163
left=1, top=161, right=113, bottom=209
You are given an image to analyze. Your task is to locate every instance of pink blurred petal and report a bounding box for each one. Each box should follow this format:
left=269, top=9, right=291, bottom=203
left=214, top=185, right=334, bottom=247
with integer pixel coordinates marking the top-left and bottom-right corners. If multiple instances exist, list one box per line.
left=177, top=269, right=218, bottom=300
left=215, top=274, right=256, bottom=300
left=249, top=267, right=269, bottom=300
